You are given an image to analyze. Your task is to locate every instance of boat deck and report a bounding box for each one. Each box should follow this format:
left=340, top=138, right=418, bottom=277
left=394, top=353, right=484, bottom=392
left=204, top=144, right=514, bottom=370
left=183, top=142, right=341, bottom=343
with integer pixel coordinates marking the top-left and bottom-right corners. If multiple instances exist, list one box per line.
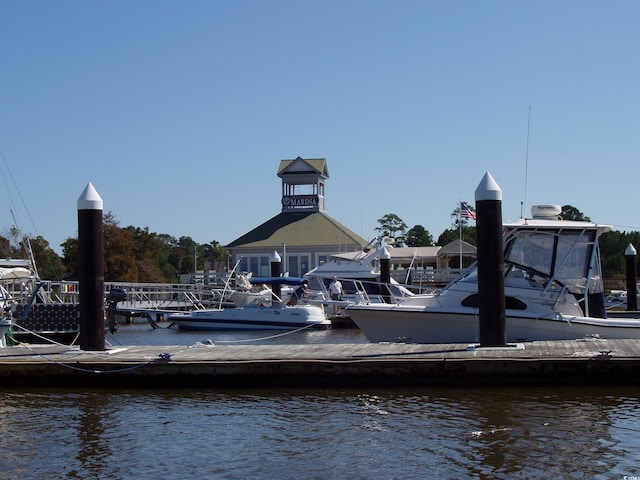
left=2, top=337, right=640, bottom=388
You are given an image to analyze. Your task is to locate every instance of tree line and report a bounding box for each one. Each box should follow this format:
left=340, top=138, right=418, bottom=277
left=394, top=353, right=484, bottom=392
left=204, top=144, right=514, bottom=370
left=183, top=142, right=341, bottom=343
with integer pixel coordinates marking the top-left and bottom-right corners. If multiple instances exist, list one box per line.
left=1, top=205, right=639, bottom=284
left=1, top=213, right=226, bottom=283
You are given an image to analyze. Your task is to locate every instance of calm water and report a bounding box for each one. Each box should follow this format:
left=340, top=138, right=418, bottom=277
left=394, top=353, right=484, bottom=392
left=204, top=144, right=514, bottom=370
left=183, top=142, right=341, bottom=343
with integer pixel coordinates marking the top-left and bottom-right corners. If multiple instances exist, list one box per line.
left=2, top=324, right=640, bottom=479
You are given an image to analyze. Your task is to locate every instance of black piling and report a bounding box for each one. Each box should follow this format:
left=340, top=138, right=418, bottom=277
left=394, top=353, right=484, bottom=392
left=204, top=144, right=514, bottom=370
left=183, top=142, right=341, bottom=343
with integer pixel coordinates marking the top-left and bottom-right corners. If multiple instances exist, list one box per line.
left=77, top=183, right=105, bottom=351
left=380, top=247, right=391, bottom=303
left=475, top=172, right=506, bottom=346
left=270, top=251, right=282, bottom=302
left=626, top=243, right=638, bottom=312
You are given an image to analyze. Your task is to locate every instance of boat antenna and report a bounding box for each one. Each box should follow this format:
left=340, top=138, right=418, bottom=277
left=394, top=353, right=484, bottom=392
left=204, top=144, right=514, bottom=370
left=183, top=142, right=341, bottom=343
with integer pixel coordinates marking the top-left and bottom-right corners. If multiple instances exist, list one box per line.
left=9, top=208, right=40, bottom=279
left=1, top=147, right=55, bottom=279
left=1, top=148, right=39, bottom=237
left=219, top=257, right=243, bottom=309
left=522, top=105, right=531, bottom=218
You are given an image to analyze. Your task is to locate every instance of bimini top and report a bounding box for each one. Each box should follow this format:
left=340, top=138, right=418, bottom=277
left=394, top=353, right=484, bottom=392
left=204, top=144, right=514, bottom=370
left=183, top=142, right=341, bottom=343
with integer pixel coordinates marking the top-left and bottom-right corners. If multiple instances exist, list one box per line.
left=504, top=205, right=612, bottom=234
left=504, top=217, right=612, bottom=234
left=249, top=277, right=308, bottom=286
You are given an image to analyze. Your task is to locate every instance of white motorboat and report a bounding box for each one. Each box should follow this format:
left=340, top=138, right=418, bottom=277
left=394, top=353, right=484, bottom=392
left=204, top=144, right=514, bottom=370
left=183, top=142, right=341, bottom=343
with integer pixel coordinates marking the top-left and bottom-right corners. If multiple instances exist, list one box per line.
left=605, top=283, right=640, bottom=310
left=303, top=240, right=415, bottom=308
left=228, top=273, right=273, bottom=308
left=167, top=303, right=329, bottom=331
left=346, top=205, right=640, bottom=343
left=168, top=277, right=330, bottom=331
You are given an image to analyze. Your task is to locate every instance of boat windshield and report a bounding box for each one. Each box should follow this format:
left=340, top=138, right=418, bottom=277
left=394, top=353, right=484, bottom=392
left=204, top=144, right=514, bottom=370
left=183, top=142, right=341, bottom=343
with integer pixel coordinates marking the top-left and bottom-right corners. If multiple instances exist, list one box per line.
left=452, top=225, right=605, bottom=301
left=504, top=228, right=601, bottom=294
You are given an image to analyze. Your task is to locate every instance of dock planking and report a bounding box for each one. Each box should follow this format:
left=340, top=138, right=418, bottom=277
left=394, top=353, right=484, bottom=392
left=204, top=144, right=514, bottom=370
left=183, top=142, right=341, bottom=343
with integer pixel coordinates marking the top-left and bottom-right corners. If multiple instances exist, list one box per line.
left=2, top=338, right=640, bottom=388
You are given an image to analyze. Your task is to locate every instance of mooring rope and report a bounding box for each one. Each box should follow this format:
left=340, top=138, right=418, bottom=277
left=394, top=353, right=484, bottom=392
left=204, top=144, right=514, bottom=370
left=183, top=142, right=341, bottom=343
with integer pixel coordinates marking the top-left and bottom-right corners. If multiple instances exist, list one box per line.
left=5, top=323, right=172, bottom=374
left=12, top=345, right=170, bottom=374
left=198, top=322, right=318, bottom=345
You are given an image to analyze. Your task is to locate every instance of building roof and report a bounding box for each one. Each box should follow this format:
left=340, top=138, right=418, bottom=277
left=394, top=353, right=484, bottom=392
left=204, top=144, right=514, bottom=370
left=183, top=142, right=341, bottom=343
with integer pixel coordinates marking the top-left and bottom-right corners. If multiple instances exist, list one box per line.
left=386, top=246, right=441, bottom=264
left=438, top=239, right=477, bottom=256
left=330, top=240, right=476, bottom=266
left=226, top=211, right=367, bottom=249
left=277, top=157, right=329, bottom=178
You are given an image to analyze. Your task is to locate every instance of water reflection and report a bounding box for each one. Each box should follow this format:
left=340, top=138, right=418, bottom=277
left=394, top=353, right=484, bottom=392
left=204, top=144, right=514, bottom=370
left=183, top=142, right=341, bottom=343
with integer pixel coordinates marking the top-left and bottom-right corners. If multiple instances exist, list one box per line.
left=0, top=386, right=638, bottom=479
left=460, top=389, right=633, bottom=479
left=70, top=393, right=115, bottom=479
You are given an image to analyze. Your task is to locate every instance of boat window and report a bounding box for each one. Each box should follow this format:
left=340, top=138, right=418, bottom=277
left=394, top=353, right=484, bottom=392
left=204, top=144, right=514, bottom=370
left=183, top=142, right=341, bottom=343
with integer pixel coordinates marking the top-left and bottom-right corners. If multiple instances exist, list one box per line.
left=553, top=230, right=595, bottom=290
left=505, top=264, right=551, bottom=288
left=461, top=294, right=527, bottom=310
left=461, top=294, right=479, bottom=307
left=306, top=277, right=325, bottom=291
left=507, top=296, right=528, bottom=310
left=458, top=266, right=478, bottom=283
left=505, top=231, right=555, bottom=277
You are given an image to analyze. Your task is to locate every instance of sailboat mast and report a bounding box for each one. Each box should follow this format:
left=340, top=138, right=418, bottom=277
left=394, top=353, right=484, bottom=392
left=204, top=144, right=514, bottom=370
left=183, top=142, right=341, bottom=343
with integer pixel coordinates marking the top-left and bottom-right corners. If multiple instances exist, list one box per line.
left=459, top=202, right=462, bottom=268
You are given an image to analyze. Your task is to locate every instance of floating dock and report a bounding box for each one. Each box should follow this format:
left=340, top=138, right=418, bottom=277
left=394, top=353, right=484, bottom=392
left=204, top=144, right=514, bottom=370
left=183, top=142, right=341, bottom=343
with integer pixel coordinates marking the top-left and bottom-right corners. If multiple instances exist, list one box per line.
left=2, top=338, right=640, bottom=388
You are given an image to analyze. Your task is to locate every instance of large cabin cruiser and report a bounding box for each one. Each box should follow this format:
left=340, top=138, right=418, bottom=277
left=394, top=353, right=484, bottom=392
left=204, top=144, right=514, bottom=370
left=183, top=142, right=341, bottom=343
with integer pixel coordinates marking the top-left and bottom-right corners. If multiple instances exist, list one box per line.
left=347, top=206, right=640, bottom=343
left=303, top=240, right=414, bottom=305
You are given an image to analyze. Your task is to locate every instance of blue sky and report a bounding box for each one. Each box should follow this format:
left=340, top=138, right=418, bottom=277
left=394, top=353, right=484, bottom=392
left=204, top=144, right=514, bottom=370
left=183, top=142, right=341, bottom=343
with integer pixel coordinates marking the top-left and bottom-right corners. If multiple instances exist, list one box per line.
left=1, top=0, right=639, bottom=255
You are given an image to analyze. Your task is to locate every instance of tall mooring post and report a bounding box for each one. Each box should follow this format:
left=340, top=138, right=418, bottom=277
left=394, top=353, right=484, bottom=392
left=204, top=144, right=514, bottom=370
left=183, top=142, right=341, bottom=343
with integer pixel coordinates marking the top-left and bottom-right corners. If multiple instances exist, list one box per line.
left=380, top=247, right=391, bottom=303
left=77, top=183, right=105, bottom=351
left=475, top=172, right=506, bottom=346
left=626, top=243, right=638, bottom=312
left=270, top=251, right=282, bottom=302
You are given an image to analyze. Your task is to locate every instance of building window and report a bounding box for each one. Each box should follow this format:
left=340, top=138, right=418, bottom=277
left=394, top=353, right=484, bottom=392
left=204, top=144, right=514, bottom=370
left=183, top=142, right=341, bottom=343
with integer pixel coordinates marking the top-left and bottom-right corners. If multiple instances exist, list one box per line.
left=287, top=256, right=300, bottom=277
left=260, top=256, right=271, bottom=276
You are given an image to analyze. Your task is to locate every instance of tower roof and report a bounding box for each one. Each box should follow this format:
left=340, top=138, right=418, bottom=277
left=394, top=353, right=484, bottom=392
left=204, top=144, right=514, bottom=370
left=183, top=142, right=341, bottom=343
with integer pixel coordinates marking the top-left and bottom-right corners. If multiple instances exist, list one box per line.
left=277, top=157, right=329, bottom=178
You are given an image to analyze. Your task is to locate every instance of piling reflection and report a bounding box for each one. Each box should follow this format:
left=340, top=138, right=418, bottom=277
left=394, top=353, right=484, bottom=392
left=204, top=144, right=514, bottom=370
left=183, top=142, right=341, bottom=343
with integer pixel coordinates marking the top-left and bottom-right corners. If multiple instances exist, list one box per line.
left=0, top=386, right=638, bottom=479
left=70, top=392, right=114, bottom=479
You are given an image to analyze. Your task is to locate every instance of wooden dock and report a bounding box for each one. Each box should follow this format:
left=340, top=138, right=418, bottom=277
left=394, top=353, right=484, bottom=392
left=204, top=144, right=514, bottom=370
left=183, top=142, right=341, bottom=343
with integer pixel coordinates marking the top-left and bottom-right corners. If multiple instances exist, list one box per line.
left=3, top=338, right=640, bottom=388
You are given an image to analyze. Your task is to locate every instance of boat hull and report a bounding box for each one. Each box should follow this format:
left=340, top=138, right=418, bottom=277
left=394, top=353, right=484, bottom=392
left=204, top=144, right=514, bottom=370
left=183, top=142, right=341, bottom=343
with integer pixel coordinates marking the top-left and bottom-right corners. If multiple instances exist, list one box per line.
left=168, top=304, right=330, bottom=331
left=347, top=305, right=640, bottom=343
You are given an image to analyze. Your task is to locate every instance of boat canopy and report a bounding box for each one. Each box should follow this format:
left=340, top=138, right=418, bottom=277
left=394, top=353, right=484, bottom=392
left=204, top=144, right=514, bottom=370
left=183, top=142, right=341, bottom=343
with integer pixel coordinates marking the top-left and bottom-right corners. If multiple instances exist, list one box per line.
left=249, top=277, right=308, bottom=286
left=0, top=267, right=32, bottom=280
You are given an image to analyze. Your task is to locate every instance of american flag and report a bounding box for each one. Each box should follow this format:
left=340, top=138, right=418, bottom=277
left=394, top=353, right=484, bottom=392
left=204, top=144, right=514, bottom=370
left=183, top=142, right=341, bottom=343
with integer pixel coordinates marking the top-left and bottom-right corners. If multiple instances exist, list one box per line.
left=460, top=202, right=476, bottom=221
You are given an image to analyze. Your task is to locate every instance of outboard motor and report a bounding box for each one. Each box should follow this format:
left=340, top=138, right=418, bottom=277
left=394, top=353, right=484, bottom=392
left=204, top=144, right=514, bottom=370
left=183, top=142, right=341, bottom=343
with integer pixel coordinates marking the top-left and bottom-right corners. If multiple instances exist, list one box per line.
left=106, top=287, right=128, bottom=334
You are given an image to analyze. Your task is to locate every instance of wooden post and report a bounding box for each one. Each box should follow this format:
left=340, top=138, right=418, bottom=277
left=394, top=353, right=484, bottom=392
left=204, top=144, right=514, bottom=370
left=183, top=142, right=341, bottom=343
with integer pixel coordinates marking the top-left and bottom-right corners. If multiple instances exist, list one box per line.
left=77, top=183, right=105, bottom=351
left=475, top=172, right=506, bottom=346
left=626, top=243, right=638, bottom=311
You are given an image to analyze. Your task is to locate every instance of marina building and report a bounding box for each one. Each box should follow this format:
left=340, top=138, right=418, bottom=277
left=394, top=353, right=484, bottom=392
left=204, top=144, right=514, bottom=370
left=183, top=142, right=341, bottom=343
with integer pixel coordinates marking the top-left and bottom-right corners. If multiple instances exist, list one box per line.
left=226, top=157, right=368, bottom=277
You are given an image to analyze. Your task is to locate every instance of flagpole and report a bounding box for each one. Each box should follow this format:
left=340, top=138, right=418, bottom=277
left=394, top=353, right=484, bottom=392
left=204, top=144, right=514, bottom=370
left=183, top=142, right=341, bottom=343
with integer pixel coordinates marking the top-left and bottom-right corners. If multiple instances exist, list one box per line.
left=459, top=202, right=462, bottom=269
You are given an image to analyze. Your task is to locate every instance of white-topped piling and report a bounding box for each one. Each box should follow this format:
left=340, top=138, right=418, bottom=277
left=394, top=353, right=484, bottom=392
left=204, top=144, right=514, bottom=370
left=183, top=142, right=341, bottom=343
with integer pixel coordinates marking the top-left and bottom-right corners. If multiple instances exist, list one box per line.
left=270, top=251, right=282, bottom=302
left=380, top=247, right=391, bottom=303
left=474, top=172, right=506, bottom=346
left=77, top=183, right=105, bottom=351
left=626, top=244, right=638, bottom=311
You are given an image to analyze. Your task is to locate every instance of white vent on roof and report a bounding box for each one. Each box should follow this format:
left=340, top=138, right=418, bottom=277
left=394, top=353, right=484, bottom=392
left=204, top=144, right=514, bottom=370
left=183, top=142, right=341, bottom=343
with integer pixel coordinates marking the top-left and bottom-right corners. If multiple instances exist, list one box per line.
left=531, top=205, right=563, bottom=220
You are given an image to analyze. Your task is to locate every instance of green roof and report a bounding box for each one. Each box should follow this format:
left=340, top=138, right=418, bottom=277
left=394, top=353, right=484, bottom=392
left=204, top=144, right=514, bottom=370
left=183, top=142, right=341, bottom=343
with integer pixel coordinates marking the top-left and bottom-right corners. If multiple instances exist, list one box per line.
left=226, top=211, right=366, bottom=248
left=277, top=157, right=329, bottom=178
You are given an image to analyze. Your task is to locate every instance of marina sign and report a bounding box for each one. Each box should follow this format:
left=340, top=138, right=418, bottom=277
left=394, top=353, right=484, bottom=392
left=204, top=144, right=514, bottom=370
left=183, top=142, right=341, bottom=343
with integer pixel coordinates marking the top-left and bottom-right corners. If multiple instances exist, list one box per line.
left=282, top=195, right=319, bottom=209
